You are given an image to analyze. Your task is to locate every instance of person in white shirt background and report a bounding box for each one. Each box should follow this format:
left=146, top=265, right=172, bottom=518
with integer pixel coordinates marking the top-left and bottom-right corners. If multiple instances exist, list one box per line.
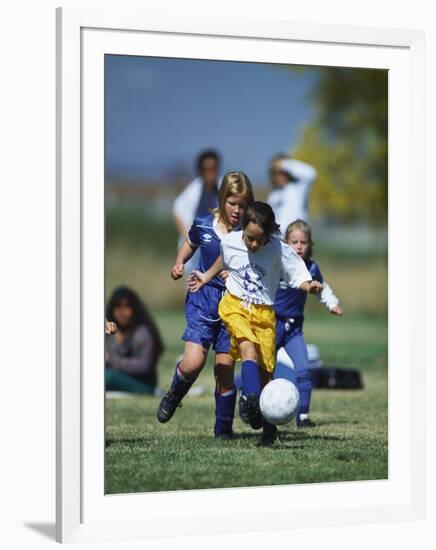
left=267, top=154, right=323, bottom=388
left=267, top=154, right=317, bottom=236
left=172, top=150, right=222, bottom=273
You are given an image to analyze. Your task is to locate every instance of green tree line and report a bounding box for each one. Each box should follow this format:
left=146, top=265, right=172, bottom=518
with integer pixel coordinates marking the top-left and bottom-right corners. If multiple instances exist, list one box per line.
left=292, top=67, right=388, bottom=225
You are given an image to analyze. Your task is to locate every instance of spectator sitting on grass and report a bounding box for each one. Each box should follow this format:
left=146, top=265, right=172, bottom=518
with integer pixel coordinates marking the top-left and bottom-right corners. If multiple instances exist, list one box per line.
left=105, top=286, right=164, bottom=395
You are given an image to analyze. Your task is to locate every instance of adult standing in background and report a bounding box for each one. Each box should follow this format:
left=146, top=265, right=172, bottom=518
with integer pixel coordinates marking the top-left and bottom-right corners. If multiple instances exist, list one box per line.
left=172, top=150, right=222, bottom=272
left=267, top=155, right=317, bottom=237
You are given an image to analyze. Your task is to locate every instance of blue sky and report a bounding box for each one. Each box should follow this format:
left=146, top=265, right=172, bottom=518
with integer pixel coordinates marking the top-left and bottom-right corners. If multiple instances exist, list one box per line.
left=105, top=55, right=318, bottom=184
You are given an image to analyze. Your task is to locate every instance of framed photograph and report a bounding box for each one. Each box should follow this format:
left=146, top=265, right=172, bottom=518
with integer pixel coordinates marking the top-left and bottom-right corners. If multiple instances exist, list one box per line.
left=56, top=6, right=425, bottom=543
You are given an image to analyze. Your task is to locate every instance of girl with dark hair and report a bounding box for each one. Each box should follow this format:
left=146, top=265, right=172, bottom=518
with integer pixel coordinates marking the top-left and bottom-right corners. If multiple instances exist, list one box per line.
left=189, top=202, right=322, bottom=445
left=105, top=286, right=164, bottom=394
left=157, top=172, right=254, bottom=439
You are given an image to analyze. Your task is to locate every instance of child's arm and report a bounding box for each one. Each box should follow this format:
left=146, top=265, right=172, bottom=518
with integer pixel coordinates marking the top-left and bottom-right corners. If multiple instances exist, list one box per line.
left=281, top=158, right=317, bottom=188
left=105, top=319, right=117, bottom=335
left=330, top=304, right=343, bottom=316
left=188, top=255, right=224, bottom=292
left=299, top=280, right=323, bottom=294
left=170, top=239, right=198, bottom=280
left=317, top=280, right=343, bottom=315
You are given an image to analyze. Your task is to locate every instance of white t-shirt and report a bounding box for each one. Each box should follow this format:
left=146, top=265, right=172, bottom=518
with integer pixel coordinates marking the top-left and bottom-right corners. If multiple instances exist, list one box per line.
left=267, top=159, right=317, bottom=237
left=172, top=177, right=203, bottom=235
left=220, top=231, right=312, bottom=306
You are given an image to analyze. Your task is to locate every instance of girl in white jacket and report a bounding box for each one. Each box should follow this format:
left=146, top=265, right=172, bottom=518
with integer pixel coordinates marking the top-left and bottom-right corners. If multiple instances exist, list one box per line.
left=273, top=220, right=343, bottom=427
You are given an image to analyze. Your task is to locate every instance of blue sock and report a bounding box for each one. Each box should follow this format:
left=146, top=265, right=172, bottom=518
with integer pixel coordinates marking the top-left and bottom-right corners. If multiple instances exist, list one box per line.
left=171, top=363, right=194, bottom=399
left=281, top=332, right=312, bottom=421
left=214, top=387, right=236, bottom=437
left=241, top=360, right=261, bottom=396
left=297, top=371, right=312, bottom=418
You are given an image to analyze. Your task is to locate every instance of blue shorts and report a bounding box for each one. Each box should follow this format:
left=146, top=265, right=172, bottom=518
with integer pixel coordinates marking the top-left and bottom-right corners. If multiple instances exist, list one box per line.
left=182, top=285, right=231, bottom=353
left=275, top=317, right=304, bottom=350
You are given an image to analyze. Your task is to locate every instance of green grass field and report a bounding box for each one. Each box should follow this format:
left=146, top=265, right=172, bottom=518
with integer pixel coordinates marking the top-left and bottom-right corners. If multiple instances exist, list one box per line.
left=105, top=310, right=388, bottom=494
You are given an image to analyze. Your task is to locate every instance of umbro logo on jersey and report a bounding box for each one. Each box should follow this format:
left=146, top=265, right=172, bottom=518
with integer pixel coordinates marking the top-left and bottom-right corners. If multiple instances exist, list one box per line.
left=203, top=234, right=212, bottom=243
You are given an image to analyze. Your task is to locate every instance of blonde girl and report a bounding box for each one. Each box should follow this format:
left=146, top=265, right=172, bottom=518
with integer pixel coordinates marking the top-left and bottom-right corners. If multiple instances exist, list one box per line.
left=274, top=219, right=342, bottom=427
left=157, top=172, right=254, bottom=439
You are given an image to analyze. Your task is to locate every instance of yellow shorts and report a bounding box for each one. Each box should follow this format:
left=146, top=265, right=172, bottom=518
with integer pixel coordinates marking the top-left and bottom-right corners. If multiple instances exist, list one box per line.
left=218, top=292, right=276, bottom=373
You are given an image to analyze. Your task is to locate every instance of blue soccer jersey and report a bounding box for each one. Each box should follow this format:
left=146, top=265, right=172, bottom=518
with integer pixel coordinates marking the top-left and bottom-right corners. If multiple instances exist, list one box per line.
left=183, top=213, right=231, bottom=351
left=187, top=213, right=227, bottom=289
left=274, top=259, right=324, bottom=322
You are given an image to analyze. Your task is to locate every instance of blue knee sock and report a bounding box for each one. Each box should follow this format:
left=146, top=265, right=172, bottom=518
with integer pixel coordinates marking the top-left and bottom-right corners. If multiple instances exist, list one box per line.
left=171, top=362, right=194, bottom=399
left=241, top=360, right=261, bottom=396
left=281, top=331, right=312, bottom=420
left=297, top=372, right=312, bottom=417
left=214, top=387, right=236, bottom=436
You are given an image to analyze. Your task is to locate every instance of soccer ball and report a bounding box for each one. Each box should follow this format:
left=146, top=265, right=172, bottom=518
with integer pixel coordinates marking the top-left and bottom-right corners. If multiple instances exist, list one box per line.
left=260, top=378, right=300, bottom=425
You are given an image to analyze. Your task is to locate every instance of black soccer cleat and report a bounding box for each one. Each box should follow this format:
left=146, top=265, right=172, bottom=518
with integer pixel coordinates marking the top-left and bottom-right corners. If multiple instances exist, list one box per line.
left=157, top=390, right=182, bottom=423
left=259, top=423, right=278, bottom=447
left=238, top=394, right=250, bottom=425
left=297, top=417, right=316, bottom=428
left=246, top=393, right=263, bottom=430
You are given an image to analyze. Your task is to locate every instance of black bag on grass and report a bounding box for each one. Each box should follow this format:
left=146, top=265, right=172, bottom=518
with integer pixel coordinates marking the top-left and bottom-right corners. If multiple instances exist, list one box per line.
left=310, top=367, right=363, bottom=390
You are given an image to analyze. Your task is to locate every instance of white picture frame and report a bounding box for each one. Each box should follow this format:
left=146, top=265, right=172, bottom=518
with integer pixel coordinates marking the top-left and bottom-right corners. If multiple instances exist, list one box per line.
left=56, top=6, right=426, bottom=543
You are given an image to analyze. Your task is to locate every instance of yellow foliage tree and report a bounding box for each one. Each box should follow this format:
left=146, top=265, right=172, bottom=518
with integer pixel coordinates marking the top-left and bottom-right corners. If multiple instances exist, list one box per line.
left=292, top=67, right=388, bottom=225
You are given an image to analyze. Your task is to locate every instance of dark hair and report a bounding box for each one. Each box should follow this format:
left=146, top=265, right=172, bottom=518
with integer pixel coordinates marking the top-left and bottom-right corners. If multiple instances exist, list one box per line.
left=196, top=149, right=220, bottom=173
left=241, top=201, right=280, bottom=240
left=270, top=153, right=289, bottom=165
left=269, top=154, right=294, bottom=182
left=106, top=286, right=164, bottom=359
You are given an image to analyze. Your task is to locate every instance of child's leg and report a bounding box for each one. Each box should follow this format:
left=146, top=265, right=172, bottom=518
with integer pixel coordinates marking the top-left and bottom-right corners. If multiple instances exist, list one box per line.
left=239, top=339, right=260, bottom=395
left=179, top=341, right=208, bottom=376
left=238, top=339, right=263, bottom=429
left=259, top=368, right=272, bottom=389
left=157, top=341, right=208, bottom=423
left=172, top=342, right=207, bottom=394
left=170, top=286, right=213, bottom=397
left=283, top=331, right=312, bottom=421
left=214, top=354, right=236, bottom=438
left=257, top=368, right=278, bottom=445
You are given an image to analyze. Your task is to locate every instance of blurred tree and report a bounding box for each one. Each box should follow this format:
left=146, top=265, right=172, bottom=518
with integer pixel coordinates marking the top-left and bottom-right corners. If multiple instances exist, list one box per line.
left=292, top=67, right=388, bottom=225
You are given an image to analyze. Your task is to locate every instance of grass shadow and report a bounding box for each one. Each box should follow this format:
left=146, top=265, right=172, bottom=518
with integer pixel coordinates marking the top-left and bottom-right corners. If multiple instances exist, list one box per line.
left=231, top=432, right=263, bottom=441
left=315, top=420, right=360, bottom=426
left=279, top=431, right=345, bottom=442
left=106, top=436, right=150, bottom=447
